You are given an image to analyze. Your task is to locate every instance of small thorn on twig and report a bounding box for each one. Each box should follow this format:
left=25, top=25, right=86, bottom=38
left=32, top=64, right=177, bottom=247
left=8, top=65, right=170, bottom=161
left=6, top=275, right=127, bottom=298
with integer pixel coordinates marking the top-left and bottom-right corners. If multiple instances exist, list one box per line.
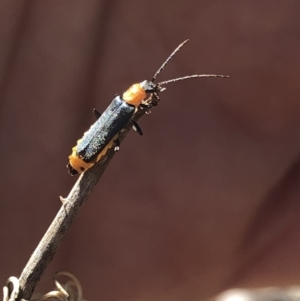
left=59, top=196, right=69, bottom=205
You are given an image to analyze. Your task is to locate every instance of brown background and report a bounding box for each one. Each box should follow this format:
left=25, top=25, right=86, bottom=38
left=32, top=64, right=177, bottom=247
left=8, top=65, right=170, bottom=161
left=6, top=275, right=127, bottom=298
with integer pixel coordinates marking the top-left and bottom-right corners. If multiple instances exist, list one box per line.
left=1, top=1, right=300, bottom=301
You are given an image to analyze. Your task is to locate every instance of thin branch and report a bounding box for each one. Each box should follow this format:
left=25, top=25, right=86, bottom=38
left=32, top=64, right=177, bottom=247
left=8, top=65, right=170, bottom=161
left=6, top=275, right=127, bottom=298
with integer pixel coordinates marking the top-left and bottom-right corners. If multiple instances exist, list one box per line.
left=16, top=108, right=147, bottom=301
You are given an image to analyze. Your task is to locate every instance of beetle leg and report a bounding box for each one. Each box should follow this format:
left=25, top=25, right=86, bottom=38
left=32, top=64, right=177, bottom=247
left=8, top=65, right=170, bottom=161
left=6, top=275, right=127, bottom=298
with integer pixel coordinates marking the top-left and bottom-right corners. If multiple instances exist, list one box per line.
left=131, top=119, right=143, bottom=136
left=93, top=108, right=101, bottom=119
left=114, top=139, right=120, bottom=151
left=140, top=103, right=151, bottom=109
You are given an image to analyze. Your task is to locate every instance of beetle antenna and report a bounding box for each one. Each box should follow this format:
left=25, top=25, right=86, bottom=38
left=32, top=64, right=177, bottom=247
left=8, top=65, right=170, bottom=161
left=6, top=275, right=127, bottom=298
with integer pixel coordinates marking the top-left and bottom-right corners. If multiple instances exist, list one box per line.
left=151, top=39, right=190, bottom=82
left=158, top=74, right=229, bottom=86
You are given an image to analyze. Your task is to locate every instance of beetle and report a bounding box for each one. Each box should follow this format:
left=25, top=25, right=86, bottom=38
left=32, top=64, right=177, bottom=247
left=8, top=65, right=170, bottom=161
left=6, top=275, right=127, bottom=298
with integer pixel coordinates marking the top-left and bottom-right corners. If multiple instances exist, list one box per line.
left=67, top=39, right=228, bottom=175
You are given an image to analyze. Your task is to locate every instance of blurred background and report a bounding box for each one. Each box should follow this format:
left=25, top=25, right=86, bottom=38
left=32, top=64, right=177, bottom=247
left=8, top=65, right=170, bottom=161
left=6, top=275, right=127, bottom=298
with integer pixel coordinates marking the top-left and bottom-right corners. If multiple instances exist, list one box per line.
left=1, top=1, right=300, bottom=301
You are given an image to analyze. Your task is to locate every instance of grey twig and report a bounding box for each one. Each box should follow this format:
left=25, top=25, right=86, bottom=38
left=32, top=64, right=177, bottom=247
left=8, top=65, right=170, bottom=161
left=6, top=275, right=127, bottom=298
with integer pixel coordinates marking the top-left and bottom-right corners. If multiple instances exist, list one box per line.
left=16, top=109, right=147, bottom=301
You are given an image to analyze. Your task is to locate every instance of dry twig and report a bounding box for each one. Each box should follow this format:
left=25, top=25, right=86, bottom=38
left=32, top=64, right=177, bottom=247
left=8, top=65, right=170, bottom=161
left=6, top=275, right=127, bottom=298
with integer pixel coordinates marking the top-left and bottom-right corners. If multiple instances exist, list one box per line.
left=16, top=108, right=147, bottom=301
